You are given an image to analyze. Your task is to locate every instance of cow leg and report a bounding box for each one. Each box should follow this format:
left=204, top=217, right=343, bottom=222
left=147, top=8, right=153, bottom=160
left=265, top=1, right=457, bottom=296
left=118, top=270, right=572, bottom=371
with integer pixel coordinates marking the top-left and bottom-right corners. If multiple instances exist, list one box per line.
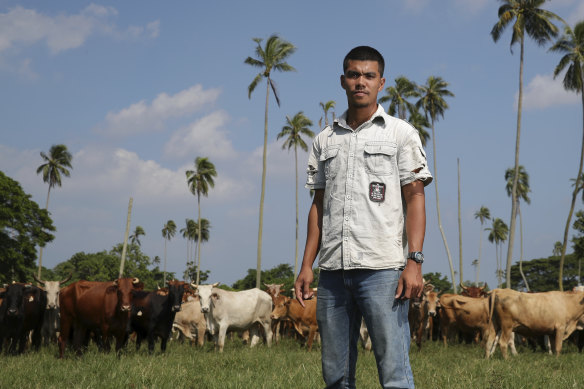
left=508, top=334, right=518, bottom=356
left=498, top=329, right=512, bottom=359
left=262, top=320, right=272, bottom=348
left=217, top=325, right=227, bottom=352
left=249, top=326, right=260, bottom=348
left=196, top=323, right=206, bottom=347
left=307, top=325, right=318, bottom=352
left=577, top=330, right=584, bottom=353
left=552, top=330, right=563, bottom=356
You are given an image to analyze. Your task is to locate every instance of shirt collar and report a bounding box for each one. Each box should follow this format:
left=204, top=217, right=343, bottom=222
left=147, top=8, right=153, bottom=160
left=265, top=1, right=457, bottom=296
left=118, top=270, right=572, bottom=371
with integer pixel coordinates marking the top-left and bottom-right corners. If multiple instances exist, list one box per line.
left=335, top=104, right=387, bottom=130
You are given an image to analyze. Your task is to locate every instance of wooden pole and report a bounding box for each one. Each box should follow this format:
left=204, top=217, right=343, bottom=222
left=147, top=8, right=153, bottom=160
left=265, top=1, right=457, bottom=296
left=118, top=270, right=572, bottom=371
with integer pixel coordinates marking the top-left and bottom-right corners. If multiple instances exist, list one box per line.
left=119, top=197, right=133, bottom=278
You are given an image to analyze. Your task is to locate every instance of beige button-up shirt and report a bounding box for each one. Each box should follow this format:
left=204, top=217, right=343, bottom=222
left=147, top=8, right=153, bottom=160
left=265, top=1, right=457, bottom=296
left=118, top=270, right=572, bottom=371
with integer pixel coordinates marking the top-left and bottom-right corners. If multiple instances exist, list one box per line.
left=306, top=105, right=433, bottom=270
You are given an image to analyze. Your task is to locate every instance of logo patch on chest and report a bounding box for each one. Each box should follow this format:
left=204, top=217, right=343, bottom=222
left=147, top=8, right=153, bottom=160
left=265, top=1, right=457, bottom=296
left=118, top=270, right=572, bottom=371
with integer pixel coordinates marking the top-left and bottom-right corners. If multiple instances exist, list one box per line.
left=369, top=182, right=386, bottom=202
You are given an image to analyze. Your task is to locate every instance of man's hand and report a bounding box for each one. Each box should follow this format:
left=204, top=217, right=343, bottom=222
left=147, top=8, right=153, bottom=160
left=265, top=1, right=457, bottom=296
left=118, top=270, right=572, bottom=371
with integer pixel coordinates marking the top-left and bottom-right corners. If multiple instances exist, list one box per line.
left=294, top=267, right=314, bottom=307
left=395, top=260, right=423, bottom=300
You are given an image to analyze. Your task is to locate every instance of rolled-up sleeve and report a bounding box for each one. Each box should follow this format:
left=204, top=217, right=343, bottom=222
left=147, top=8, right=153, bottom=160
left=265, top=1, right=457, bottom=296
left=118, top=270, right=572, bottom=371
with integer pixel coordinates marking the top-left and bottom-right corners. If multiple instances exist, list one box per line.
left=398, top=127, right=433, bottom=187
left=305, top=134, right=326, bottom=190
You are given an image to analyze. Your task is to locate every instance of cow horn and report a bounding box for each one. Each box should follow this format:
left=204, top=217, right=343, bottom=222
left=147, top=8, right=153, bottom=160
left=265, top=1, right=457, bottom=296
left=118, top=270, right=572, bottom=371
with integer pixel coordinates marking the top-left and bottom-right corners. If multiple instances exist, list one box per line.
left=133, top=278, right=140, bottom=285
left=32, top=273, right=45, bottom=285
left=212, top=282, right=220, bottom=288
left=113, top=279, right=118, bottom=287
left=459, top=282, right=468, bottom=290
left=59, top=272, right=73, bottom=285
left=191, top=282, right=198, bottom=289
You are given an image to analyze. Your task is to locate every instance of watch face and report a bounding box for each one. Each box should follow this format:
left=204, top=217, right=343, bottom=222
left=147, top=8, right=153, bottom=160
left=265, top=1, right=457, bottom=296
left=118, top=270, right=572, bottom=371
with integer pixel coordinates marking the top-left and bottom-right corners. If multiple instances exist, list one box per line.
left=409, top=252, right=424, bottom=263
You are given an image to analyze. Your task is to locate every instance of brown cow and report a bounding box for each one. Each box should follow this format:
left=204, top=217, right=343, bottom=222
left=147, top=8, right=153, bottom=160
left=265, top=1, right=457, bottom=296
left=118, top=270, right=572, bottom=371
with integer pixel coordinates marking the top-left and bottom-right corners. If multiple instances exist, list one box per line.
left=409, top=287, right=440, bottom=350
left=271, top=295, right=318, bottom=351
left=460, top=283, right=488, bottom=298
left=58, top=278, right=143, bottom=357
left=438, top=293, right=495, bottom=350
left=486, top=289, right=584, bottom=359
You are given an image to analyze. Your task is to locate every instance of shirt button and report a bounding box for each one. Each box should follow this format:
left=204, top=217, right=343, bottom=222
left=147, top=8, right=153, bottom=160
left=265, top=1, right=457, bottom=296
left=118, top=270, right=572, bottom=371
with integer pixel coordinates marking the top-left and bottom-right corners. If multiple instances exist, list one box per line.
left=344, top=237, right=348, bottom=241
left=346, top=195, right=351, bottom=200
left=345, top=216, right=349, bottom=221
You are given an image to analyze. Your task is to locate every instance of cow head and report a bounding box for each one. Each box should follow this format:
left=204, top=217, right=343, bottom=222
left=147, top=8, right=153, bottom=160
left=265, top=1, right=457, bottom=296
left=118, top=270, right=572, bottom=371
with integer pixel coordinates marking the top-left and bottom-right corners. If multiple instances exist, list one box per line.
left=270, top=295, right=289, bottom=320
left=460, top=283, right=488, bottom=298
left=192, top=282, right=219, bottom=314
left=166, top=280, right=186, bottom=312
left=33, top=273, right=72, bottom=310
left=264, top=283, right=285, bottom=298
left=3, top=283, right=34, bottom=317
left=111, top=277, right=142, bottom=312
left=424, top=290, right=440, bottom=317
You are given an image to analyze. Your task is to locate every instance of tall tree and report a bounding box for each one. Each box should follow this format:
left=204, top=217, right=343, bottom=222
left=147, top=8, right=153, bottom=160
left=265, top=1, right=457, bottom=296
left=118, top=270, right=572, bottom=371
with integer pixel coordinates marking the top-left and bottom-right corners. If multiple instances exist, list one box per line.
left=417, top=76, right=455, bottom=292
left=180, top=218, right=197, bottom=273
left=505, top=165, right=531, bottom=290
left=487, top=217, right=509, bottom=288
left=407, top=109, right=431, bottom=147
left=186, top=157, right=217, bottom=285
left=161, top=220, right=176, bottom=284
left=474, top=206, right=491, bottom=285
left=0, top=171, right=55, bottom=283
left=277, top=112, right=315, bottom=278
left=491, top=0, right=561, bottom=288
left=245, top=34, right=296, bottom=288
left=36, top=144, right=72, bottom=278
left=318, top=100, right=336, bottom=128
left=379, top=76, right=418, bottom=120
left=549, top=21, right=584, bottom=290
left=129, top=225, right=145, bottom=246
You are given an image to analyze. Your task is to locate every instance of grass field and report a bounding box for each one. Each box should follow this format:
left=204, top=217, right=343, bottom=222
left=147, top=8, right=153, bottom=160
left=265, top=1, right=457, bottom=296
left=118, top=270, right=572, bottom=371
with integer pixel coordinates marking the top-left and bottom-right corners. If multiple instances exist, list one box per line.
left=0, top=337, right=583, bottom=389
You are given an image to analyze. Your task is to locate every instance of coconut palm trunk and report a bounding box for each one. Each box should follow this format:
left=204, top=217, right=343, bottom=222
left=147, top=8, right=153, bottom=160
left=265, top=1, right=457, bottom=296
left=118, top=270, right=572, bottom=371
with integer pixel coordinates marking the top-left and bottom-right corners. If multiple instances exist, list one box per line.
left=505, top=38, right=524, bottom=289
left=431, top=120, right=457, bottom=293
left=256, top=80, right=270, bottom=289
left=559, top=85, right=584, bottom=290
left=197, top=192, right=202, bottom=285
left=294, top=144, right=299, bottom=278
left=518, top=205, right=530, bottom=291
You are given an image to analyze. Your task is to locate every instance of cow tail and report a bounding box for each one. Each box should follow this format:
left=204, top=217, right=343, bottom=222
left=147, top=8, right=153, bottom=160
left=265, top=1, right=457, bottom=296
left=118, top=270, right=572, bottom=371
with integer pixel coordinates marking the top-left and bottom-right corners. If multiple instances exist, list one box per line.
left=487, top=290, right=496, bottom=324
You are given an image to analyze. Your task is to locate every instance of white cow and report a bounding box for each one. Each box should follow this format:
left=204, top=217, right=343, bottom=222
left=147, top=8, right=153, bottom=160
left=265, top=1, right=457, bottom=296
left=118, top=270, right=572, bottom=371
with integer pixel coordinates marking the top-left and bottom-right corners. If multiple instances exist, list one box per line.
left=172, top=295, right=207, bottom=347
left=33, top=273, right=72, bottom=345
left=193, top=283, right=273, bottom=352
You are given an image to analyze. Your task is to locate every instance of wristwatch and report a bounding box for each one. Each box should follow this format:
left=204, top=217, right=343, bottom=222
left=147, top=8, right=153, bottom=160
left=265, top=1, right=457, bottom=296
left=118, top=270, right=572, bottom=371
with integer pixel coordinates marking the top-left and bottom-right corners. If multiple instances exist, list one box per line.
left=407, top=251, right=424, bottom=264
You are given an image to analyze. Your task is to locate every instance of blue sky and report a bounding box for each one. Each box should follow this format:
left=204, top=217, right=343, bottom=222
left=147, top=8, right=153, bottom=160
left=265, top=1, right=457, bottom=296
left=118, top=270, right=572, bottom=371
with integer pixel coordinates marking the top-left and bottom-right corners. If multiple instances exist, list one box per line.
left=1, top=0, right=584, bottom=289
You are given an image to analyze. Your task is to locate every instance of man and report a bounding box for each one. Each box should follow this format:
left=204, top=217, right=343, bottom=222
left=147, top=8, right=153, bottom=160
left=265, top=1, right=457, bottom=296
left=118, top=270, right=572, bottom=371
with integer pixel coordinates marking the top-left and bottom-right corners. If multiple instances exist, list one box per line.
left=294, top=46, right=432, bottom=388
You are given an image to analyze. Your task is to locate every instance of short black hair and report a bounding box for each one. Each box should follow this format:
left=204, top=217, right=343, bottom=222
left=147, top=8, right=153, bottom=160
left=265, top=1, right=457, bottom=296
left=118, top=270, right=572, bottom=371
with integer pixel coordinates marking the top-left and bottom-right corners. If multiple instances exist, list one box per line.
left=343, top=46, right=385, bottom=77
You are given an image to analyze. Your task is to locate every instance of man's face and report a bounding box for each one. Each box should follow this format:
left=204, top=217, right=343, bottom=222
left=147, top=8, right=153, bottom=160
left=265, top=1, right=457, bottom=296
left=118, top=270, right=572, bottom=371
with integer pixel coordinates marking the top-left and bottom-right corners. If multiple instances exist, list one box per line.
left=341, top=60, right=385, bottom=109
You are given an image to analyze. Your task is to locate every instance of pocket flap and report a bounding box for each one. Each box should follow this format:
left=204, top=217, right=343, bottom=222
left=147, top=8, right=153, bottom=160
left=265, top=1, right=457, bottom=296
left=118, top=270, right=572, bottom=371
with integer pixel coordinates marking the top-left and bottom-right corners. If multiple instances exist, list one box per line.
left=320, top=145, right=341, bottom=161
left=364, top=142, right=397, bottom=156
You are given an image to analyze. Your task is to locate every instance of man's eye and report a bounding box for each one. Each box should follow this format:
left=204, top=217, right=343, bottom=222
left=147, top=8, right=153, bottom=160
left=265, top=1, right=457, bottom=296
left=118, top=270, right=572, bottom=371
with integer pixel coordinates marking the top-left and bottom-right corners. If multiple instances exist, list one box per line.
left=365, top=73, right=376, bottom=79
left=347, top=72, right=360, bottom=79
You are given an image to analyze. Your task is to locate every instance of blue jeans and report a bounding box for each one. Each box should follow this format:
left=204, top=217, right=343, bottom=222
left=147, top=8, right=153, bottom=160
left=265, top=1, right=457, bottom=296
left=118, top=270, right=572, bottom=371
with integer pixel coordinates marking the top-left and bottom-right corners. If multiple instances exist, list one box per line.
left=317, top=269, right=414, bottom=389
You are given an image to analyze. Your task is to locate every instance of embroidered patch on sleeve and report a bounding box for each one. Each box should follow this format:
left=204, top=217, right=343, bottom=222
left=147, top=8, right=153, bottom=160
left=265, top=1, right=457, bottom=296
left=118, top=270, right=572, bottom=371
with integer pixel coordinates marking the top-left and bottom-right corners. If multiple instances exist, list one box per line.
left=369, top=182, right=386, bottom=202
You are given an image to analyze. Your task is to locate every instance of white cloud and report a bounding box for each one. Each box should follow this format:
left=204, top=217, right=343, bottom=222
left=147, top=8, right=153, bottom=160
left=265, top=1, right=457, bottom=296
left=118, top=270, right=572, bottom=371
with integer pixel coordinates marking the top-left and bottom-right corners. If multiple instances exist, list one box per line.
left=98, top=84, right=222, bottom=136
left=164, top=110, right=236, bottom=160
left=520, top=73, right=579, bottom=110
left=0, top=5, right=158, bottom=55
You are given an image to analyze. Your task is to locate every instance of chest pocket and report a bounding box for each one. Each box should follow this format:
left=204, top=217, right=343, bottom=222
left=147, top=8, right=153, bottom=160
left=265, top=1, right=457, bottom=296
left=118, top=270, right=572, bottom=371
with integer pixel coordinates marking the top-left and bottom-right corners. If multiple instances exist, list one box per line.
left=364, top=142, right=397, bottom=176
left=320, top=145, right=342, bottom=180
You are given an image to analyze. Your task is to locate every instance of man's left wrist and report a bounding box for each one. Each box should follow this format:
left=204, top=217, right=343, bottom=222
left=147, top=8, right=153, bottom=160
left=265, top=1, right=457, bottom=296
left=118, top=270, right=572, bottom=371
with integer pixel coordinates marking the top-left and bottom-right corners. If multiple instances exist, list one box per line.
left=407, top=251, right=424, bottom=264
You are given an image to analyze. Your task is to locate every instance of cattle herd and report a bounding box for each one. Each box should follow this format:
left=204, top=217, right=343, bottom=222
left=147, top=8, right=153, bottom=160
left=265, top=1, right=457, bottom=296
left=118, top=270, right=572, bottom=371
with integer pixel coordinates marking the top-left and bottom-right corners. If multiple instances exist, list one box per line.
left=0, top=277, right=583, bottom=359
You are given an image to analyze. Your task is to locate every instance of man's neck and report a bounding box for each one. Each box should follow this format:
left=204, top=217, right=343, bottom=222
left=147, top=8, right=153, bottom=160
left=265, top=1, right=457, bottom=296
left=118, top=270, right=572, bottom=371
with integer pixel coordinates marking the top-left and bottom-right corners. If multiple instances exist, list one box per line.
left=346, top=104, right=378, bottom=130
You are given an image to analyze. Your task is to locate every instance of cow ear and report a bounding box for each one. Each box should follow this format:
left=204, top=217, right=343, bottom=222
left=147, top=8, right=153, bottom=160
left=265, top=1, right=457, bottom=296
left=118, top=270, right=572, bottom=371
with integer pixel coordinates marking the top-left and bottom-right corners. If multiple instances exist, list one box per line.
left=211, top=293, right=220, bottom=300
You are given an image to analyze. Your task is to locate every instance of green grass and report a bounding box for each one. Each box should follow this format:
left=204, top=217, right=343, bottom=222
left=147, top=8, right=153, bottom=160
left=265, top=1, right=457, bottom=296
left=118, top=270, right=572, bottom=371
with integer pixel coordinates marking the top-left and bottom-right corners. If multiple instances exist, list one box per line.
left=0, top=337, right=583, bottom=388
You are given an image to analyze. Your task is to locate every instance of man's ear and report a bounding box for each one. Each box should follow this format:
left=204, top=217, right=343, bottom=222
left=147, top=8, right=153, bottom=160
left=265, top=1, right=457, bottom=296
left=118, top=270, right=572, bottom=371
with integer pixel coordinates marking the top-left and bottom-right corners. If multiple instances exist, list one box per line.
left=378, top=76, right=386, bottom=92
left=340, top=74, right=346, bottom=90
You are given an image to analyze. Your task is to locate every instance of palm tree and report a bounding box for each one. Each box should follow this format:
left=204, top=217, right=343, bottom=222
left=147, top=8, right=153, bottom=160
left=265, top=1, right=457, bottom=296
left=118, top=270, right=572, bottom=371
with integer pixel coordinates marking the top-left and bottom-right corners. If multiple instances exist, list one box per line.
left=186, top=157, right=217, bottom=285
left=180, top=219, right=197, bottom=272
left=277, top=112, right=315, bottom=278
left=407, top=109, right=431, bottom=147
left=162, top=220, right=177, bottom=284
left=129, top=226, right=145, bottom=246
left=245, top=34, right=296, bottom=289
left=474, top=206, right=491, bottom=286
left=417, top=76, right=455, bottom=292
left=36, top=144, right=73, bottom=278
left=379, top=76, right=418, bottom=120
left=505, top=165, right=531, bottom=290
left=318, top=100, right=336, bottom=128
left=487, top=218, right=509, bottom=288
left=549, top=21, right=584, bottom=290
left=553, top=241, right=563, bottom=257
left=471, top=259, right=480, bottom=286
left=193, top=218, right=211, bottom=267
left=491, top=0, right=561, bottom=289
